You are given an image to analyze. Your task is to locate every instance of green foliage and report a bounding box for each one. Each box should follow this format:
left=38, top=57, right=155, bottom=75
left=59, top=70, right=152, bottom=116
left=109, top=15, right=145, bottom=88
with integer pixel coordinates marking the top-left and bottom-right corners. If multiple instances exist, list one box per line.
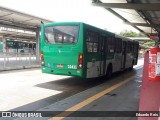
left=119, top=30, right=147, bottom=37
left=119, top=30, right=154, bottom=47
left=143, top=41, right=155, bottom=47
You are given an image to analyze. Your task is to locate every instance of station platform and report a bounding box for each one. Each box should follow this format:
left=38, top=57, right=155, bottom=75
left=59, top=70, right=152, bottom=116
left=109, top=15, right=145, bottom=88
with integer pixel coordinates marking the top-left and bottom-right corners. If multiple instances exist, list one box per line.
left=35, top=54, right=159, bottom=120
left=138, top=53, right=160, bottom=120
left=2, top=57, right=159, bottom=120
left=36, top=65, right=143, bottom=120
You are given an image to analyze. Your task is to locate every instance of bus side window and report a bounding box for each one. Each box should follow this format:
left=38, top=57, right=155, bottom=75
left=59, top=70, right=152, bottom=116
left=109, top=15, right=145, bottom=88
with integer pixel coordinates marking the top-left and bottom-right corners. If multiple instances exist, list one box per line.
left=127, top=41, right=130, bottom=53
left=107, top=37, right=111, bottom=53
left=129, top=42, right=132, bottom=53
left=127, top=42, right=129, bottom=53
left=134, top=43, right=137, bottom=53
left=131, top=42, right=134, bottom=53
left=93, top=43, right=98, bottom=52
left=98, top=35, right=105, bottom=53
left=119, top=39, right=122, bottom=53
left=107, top=37, right=114, bottom=54
left=86, top=42, right=93, bottom=52
left=115, top=38, right=118, bottom=53
left=86, top=29, right=99, bottom=53
left=115, top=38, right=122, bottom=53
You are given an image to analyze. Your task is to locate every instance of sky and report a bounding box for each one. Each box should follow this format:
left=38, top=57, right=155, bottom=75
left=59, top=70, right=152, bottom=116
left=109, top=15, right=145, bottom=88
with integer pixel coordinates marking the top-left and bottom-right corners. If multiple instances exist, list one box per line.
left=0, top=0, right=139, bottom=33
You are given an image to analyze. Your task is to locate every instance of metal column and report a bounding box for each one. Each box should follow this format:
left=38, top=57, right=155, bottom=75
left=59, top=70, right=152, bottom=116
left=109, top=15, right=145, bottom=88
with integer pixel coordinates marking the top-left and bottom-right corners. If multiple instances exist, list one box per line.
left=2, top=36, right=6, bottom=52
left=154, top=32, right=160, bottom=47
left=158, top=32, right=160, bottom=46
left=36, top=29, right=40, bottom=61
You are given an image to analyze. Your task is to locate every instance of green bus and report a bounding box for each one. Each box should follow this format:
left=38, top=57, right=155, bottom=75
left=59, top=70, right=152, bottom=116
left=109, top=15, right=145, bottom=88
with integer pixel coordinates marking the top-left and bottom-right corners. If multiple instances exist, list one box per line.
left=0, top=40, right=36, bottom=53
left=0, top=44, right=3, bottom=52
left=0, top=38, right=2, bottom=52
left=0, top=41, right=3, bottom=52
left=40, top=22, right=139, bottom=78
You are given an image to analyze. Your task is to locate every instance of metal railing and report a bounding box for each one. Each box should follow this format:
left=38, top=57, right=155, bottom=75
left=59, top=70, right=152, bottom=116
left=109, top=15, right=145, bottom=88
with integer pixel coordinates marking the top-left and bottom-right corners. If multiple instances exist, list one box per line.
left=0, top=52, right=40, bottom=71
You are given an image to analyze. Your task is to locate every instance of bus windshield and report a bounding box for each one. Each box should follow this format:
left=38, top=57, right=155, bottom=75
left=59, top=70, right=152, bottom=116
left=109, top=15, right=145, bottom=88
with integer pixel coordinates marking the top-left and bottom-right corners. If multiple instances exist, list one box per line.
left=44, top=26, right=79, bottom=44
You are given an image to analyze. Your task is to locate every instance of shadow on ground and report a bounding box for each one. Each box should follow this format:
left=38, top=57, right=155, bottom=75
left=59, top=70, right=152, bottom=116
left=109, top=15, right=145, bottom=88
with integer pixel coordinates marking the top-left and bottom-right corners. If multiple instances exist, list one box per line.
left=10, top=69, right=137, bottom=111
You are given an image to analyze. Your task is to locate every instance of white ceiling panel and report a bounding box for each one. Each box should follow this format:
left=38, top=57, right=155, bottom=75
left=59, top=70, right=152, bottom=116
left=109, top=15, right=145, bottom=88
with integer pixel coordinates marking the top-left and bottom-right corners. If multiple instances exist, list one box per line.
left=113, top=9, right=146, bottom=23
left=137, top=26, right=156, bottom=33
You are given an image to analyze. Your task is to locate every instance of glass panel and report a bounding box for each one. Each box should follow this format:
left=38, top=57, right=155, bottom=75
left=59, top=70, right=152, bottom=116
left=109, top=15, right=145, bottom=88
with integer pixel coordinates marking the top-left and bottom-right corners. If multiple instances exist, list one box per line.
left=45, top=26, right=79, bottom=44
left=87, top=42, right=93, bottom=52
left=93, top=43, right=98, bottom=52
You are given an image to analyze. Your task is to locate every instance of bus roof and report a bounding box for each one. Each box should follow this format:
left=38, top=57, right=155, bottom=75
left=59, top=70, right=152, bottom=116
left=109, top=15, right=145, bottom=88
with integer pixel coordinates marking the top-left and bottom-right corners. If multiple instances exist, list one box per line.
left=43, top=21, right=137, bottom=42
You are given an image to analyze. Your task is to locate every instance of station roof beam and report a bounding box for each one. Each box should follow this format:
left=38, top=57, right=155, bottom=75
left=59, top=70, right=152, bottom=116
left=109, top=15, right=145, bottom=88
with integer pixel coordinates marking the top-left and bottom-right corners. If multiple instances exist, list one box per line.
left=92, top=0, right=160, bottom=37
left=92, top=3, right=160, bottom=11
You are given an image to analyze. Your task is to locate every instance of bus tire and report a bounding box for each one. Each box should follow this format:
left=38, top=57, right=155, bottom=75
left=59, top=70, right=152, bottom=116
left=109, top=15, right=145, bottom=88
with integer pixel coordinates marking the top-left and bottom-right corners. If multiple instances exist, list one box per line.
left=106, top=64, right=112, bottom=79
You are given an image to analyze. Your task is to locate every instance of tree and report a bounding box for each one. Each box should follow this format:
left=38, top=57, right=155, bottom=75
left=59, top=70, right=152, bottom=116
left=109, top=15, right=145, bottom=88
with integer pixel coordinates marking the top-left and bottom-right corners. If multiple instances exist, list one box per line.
left=143, top=41, right=155, bottom=47
left=119, top=30, right=146, bottom=37
left=119, top=30, right=155, bottom=47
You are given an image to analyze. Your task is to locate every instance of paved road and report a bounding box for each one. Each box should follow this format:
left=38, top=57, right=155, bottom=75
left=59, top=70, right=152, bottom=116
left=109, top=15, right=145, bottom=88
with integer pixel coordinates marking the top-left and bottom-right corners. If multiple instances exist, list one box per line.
left=0, top=59, right=144, bottom=120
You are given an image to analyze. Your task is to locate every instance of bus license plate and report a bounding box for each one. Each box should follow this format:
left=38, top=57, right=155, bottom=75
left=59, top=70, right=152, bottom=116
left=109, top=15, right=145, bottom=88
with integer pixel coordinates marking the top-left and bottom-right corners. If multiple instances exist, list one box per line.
left=57, top=64, right=64, bottom=68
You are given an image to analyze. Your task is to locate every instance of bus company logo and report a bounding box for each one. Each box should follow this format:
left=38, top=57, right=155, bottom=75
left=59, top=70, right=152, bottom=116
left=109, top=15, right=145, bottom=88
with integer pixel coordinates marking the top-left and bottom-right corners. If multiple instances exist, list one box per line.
left=1, top=112, right=42, bottom=118
left=48, top=63, right=51, bottom=67
left=2, top=112, right=11, bottom=117
left=58, top=50, right=61, bottom=53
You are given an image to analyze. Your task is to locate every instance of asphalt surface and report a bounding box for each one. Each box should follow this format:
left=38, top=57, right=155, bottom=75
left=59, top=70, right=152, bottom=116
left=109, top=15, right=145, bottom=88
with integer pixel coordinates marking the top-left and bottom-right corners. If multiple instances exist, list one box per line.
left=0, top=58, right=144, bottom=120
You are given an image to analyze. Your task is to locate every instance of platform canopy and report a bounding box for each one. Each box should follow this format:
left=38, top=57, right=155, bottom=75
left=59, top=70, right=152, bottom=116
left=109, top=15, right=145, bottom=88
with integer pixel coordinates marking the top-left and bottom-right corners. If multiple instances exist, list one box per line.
left=0, top=5, right=52, bottom=32
left=92, top=0, right=160, bottom=37
left=0, top=5, right=52, bottom=41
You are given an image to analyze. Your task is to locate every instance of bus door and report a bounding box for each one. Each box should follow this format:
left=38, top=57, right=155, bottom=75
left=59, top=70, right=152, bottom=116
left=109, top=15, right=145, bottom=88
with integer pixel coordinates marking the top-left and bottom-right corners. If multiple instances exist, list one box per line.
left=99, top=36, right=106, bottom=76
left=121, top=41, right=127, bottom=69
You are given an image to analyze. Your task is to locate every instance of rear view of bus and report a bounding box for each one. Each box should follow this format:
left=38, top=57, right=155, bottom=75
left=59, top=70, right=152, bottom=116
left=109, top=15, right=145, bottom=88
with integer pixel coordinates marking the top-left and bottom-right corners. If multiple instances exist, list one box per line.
left=40, top=22, right=85, bottom=77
